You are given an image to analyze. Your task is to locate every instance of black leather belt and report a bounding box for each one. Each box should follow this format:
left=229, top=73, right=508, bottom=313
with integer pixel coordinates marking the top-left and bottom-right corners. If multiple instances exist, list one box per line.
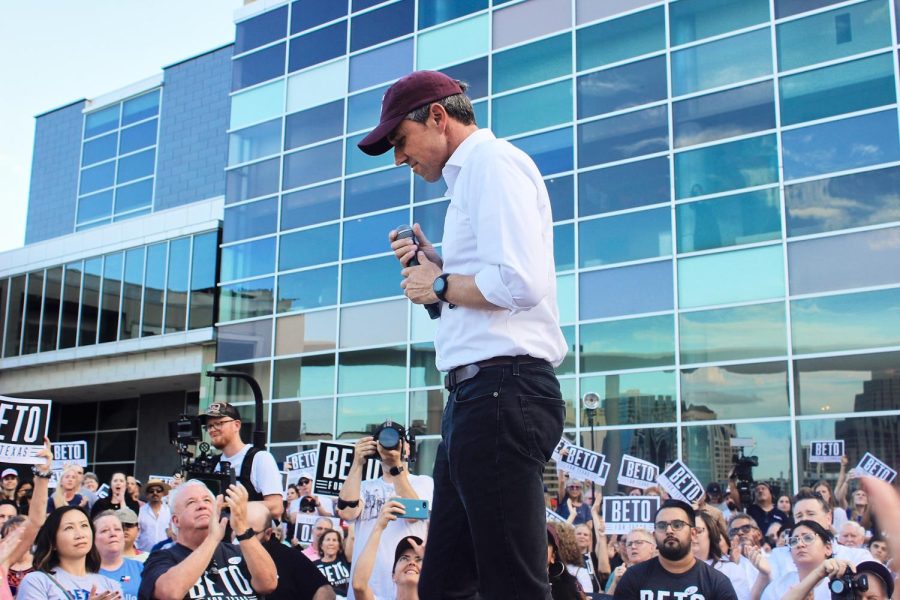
left=443, top=355, right=549, bottom=391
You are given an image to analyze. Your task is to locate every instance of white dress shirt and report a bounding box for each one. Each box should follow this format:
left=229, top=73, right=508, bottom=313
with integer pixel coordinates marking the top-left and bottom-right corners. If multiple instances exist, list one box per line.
left=136, top=501, right=171, bottom=552
left=436, top=129, right=567, bottom=372
left=768, top=542, right=873, bottom=580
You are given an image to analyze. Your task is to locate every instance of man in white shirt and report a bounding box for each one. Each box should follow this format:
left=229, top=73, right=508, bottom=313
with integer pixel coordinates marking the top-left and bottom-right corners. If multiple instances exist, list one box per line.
left=359, top=70, right=567, bottom=599
left=136, top=479, right=172, bottom=552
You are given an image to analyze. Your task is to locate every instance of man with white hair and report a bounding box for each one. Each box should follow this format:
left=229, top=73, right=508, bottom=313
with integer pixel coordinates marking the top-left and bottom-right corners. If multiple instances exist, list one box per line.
left=838, top=521, right=866, bottom=548
left=138, top=480, right=277, bottom=600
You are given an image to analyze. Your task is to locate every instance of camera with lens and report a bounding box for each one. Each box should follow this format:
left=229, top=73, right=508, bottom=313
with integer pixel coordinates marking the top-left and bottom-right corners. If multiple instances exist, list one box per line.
left=732, top=448, right=759, bottom=507
left=299, top=496, right=318, bottom=513
left=168, top=414, right=236, bottom=496
left=830, top=572, right=867, bottom=599
left=369, top=420, right=417, bottom=463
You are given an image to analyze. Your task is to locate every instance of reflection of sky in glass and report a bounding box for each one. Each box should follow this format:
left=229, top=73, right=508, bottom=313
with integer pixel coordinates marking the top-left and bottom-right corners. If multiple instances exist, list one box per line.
left=795, top=351, right=900, bottom=415
left=791, top=287, right=900, bottom=355
left=682, top=362, right=789, bottom=420
left=337, top=392, right=405, bottom=438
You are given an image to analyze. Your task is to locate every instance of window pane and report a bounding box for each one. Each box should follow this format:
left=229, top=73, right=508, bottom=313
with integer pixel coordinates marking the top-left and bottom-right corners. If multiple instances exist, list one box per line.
left=784, top=166, right=900, bottom=237
left=119, top=119, right=157, bottom=154
left=230, top=80, right=285, bottom=131
left=413, top=200, right=448, bottom=243
left=345, top=133, right=395, bottom=175
left=189, top=232, right=217, bottom=330
left=97, top=257, right=121, bottom=344
left=684, top=361, right=788, bottom=420
left=671, top=29, right=772, bottom=96
left=80, top=162, right=115, bottom=195
left=219, top=277, right=274, bottom=322
left=683, top=422, right=792, bottom=489
left=213, top=361, right=271, bottom=403
left=279, top=225, right=339, bottom=271
left=410, top=343, right=441, bottom=389
left=493, top=33, right=570, bottom=94
left=557, top=273, right=575, bottom=324
left=116, top=149, right=154, bottom=184
left=22, top=271, right=43, bottom=355
left=277, top=266, right=338, bottom=312
left=775, top=0, right=846, bottom=18
left=229, top=119, right=281, bottom=166
left=338, top=347, right=406, bottom=394
left=676, top=188, right=782, bottom=253
left=289, top=21, right=346, bottom=72
left=122, top=90, right=160, bottom=125
left=337, top=392, right=405, bottom=438
left=410, top=389, right=446, bottom=436
left=554, top=223, right=574, bottom=272
left=77, top=191, right=113, bottom=224
left=120, top=250, right=143, bottom=340
left=281, top=183, right=341, bottom=230
left=114, top=179, right=153, bottom=214
left=340, top=299, right=407, bottom=348
left=579, top=208, right=671, bottom=268
left=577, top=55, right=667, bottom=119
left=343, top=210, right=405, bottom=260
left=580, top=260, right=673, bottom=320
left=221, top=237, right=276, bottom=281
left=223, top=197, right=278, bottom=243
left=226, top=158, right=280, bottom=204
left=493, top=0, right=571, bottom=49
left=440, top=57, right=488, bottom=100
left=581, top=315, right=675, bottom=372
left=670, top=0, right=769, bottom=45
left=678, top=245, right=784, bottom=308
left=795, top=351, right=900, bottom=415
left=40, top=267, right=62, bottom=351
left=232, top=43, right=286, bottom=91
left=218, top=319, right=273, bottom=362
left=82, top=133, right=117, bottom=166
left=350, top=0, right=413, bottom=52
left=509, top=127, right=573, bottom=176
left=577, top=7, right=664, bottom=70
left=493, top=81, right=572, bottom=138
left=283, top=141, right=342, bottom=189
left=3, top=276, right=26, bottom=357
left=580, top=370, right=676, bottom=425
left=96, top=431, right=136, bottom=463
left=347, top=85, right=389, bottom=134
left=341, top=256, right=399, bottom=303
left=349, top=39, right=413, bottom=92
left=418, top=12, right=489, bottom=70
left=791, top=287, right=900, bottom=355
left=164, top=237, right=189, bottom=333
left=291, top=0, right=346, bottom=34
left=274, top=355, right=336, bottom=399
left=419, top=0, right=487, bottom=28
left=274, top=309, right=336, bottom=355
left=680, top=302, right=786, bottom=364
left=782, top=110, right=900, bottom=181
left=236, top=5, right=287, bottom=54
left=85, top=105, right=119, bottom=139
left=579, top=157, right=669, bottom=217
left=272, top=398, right=334, bottom=443
left=344, top=169, right=409, bottom=217
left=780, top=53, right=896, bottom=126
left=777, top=0, right=892, bottom=71
left=578, top=106, right=668, bottom=168
left=673, top=81, right=775, bottom=148
left=79, top=260, right=102, bottom=346
left=674, top=134, right=777, bottom=199
left=285, top=101, right=343, bottom=150
left=141, top=245, right=165, bottom=337
left=545, top=176, right=573, bottom=222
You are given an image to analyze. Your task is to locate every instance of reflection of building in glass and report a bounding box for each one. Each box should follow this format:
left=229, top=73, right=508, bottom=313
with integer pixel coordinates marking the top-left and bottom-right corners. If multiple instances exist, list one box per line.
left=684, top=413, right=736, bottom=485
left=837, top=369, right=900, bottom=469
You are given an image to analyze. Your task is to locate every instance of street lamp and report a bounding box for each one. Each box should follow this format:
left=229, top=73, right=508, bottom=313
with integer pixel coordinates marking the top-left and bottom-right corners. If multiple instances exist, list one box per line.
left=582, top=392, right=600, bottom=501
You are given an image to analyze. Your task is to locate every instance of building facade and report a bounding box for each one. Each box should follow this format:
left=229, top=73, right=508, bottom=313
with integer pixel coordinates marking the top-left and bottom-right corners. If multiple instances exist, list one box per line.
left=3, top=0, right=900, bottom=493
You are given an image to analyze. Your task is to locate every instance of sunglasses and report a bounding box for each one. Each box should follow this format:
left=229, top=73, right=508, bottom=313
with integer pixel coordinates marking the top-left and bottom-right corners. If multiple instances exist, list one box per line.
left=122, top=523, right=138, bottom=529
left=298, top=479, right=311, bottom=485
left=654, top=520, right=689, bottom=532
left=728, top=524, right=757, bottom=537
left=147, top=488, right=164, bottom=494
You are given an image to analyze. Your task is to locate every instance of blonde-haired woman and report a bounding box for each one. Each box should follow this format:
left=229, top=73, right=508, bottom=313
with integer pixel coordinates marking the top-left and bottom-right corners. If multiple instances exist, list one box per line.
left=47, top=466, right=87, bottom=513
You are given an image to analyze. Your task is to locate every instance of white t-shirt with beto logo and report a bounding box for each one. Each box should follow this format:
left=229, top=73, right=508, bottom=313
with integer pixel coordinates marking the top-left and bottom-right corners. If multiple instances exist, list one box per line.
left=17, top=569, right=122, bottom=600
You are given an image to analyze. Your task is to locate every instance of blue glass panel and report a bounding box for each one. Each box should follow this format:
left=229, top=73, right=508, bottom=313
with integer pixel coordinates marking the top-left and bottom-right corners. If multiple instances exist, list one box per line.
left=577, top=55, right=667, bottom=119
left=676, top=188, right=781, bottom=253
left=236, top=6, right=287, bottom=53
left=77, top=190, right=113, bottom=223
left=419, top=0, right=487, bottom=28
left=782, top=111, right=900, bottom=181
left=291, top=0, right=346, bottom=34
left=678, top=245, right=784, bottom=308
left=554, top=223, right=575, bottom=272
left=350, top=0, right=413, bottom=52
left=347, top=85, right=389, bottom=133
left=580, top=315, right=675, bottom=371
left=349, top=38, right=414, bottom=92
left=281, top=182, right=342, bottom=230
left=277, top=266, right=338, bottom=312
left=229, top=118, right=282, bottom=165
left=493, top=81, right=572, bottom=138
left=341, top=256, right=400, bottom=303
left=579, top=156, right=670, bottom=217
left=674, top=134, right=777, bottom=199
left=82, top=133, right=117, bottom=166
left=116, top=149, right=155, bottom=184
left=285, top=101, right=344, bottom=150
left=279, top=224, right=340, bottom=270
left=344, top=168, right=409, bottom=216
left=413, top=176, right=446, bottom=203
left=232, top=43, right=286, bottom=91
left=673, top=81, right=775, bottom=148
left=119, top=119, right=157, bottom=154
left=122, top=90, right=160, bottom=126
left=671, top=29, right=771, bottom=96
left=509, top=127, right=573, bottom=176
left=784, top=166, right=900, bottom=237
left=792, top=288, right=900, bottom=354
left=578, top=106, right=668, bottom=168
left=84, top=105, right=119, bottom=138
left=545, top=175, right=574, bottom=222
left=413, top=200, right=449, bottom=242
left=680, top=302, right=787, bottom=364
left=114, top=179, right=153, bottom=213
left=493, top=33, right=571, bottom=94
left=80, top=161, right=115, bottom=194
left=219, top=277, right=275, bottom=321
left=226, top=157, right=280, bottom=203
left=670, top=0, right=769, bottom=45
left=580, top=261, right=673, bottom=319
left=343, top=209, right=405, bottom=260
left=577, top=7, right=665, bottom=70
left=780, top=53, right=896, bottom=126
left=221, top=237, right=276, bottom=281
left=353, top=0, right=388, bottom=10
left=580, top=208, right=672, bottom=268
left=223, top=197, right=278, bottom=243
left=775, top=0, right=845, bottom=18
left=282, top=141, right=343, bottom=189
left=289, top=21, right=346, bottom=72
left=440, top=57, right=488, bottom=100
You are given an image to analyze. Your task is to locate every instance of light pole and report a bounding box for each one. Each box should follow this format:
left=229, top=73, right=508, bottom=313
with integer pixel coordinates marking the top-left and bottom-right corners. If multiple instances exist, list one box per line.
left=206, top=370, right=266, bottom=449
left=583, top=392, right=600, bottom=502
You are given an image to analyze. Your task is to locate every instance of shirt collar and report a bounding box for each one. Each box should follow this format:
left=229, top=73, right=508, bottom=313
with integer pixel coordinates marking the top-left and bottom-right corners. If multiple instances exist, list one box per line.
left=442, top=128, right=495, bottom=196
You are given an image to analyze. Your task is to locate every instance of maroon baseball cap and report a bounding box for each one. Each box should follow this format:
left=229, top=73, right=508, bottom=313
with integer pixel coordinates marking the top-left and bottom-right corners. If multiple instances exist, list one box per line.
left=357, top=71, right=464, bottom=156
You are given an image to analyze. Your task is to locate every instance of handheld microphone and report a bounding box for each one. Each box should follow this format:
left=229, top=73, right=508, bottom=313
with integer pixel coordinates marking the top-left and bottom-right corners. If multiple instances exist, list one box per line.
left=396, top=225, right=441, bottom=320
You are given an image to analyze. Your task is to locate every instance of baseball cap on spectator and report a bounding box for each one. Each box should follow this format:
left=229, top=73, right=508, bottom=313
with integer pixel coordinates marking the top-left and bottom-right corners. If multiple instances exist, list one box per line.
left=200, top=402, right=241, bottom=422
left=856, top=561, right=894, bottom=597
left=393, top=536, right=424, bottom=569
left=706, top=482, right=723, bottom=496
left=1, top=469, right=17, bottom=479
left=116, top=507, right=139, bottom=525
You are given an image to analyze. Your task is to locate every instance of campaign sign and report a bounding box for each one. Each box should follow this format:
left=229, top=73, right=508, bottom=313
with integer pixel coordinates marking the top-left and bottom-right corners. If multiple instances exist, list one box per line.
left=809, top=440, right=844, bottom=464
left=293, top=515, right=341, bottom=545
left=0, top=397, right=52, bottom=465
left=657, top=460, right=704, bottom=503
left=96, top=483, right=110, bottom=499
left=603, top=496, right=660, bottom=535
left=313, top=441, right=383, bottom=496
left=552, top=438, right=607, bottom=485
left=856, top=452, right=897, bottom=483
left=546, top=508, right=567, bottom=523
left=287, top=449, right=317, bottom=473
left=598, top=461, right=611, bottom=485
left=51, top=441, right=88, bottom=470
left=618, top=455, right=659, bottom=489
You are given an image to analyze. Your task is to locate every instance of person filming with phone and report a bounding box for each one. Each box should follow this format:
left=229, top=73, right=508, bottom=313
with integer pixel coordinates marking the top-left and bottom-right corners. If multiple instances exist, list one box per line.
left=336, top=420, right=433, bottom=600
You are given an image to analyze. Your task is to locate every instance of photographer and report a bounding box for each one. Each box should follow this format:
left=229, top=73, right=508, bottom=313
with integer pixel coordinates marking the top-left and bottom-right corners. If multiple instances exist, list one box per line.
left=779, top=557, right=892, bottom=600
left=201, top=402, right=284, bottom=520
left=336, top=421, right=432, bottom=600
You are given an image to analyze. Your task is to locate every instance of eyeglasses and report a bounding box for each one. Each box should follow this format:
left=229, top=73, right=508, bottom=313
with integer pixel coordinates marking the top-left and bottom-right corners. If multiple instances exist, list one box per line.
left=728, top=524, right=757, bottom=537
left=625, top=539, right=652, bottom=548
left=787, top=533, right=818, bottom=548
left=203, top=419, right=236, bottom=432
left=298, top=479, right=311, bottom=485
left=122, top=523, right=138, bottom=530
left=655, top=520, right=689, bottom=532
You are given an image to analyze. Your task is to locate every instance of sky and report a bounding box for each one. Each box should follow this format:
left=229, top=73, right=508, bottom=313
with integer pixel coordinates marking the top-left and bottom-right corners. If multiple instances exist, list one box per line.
left=0, top=0, right=245, bottom=253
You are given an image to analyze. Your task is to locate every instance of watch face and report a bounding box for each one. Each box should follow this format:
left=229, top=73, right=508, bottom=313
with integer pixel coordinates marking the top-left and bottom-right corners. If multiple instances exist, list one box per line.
left=433, top=275, right=446, bottom=295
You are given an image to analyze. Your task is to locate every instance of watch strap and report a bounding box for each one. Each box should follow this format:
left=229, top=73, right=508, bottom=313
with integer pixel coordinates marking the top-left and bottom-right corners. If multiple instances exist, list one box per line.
left=434, top=273, right=451, bottom=303
left=235, top=528, right=256, bottom=541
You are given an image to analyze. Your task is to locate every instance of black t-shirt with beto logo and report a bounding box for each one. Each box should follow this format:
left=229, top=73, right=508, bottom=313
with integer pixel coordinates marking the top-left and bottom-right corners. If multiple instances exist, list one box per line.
left=314, top=556, right=351, bottom=596
left=138, top=542, right=257, bottom=600
left=613, top=557, right=737, bottom=600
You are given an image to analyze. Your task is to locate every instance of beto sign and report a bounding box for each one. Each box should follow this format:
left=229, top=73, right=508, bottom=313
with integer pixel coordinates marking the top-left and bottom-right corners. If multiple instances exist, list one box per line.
left=657, top=460, right=704, bottom=503
left=0, top=396, right=52, bottom=465
left=603, top=496, right=660, bottom=535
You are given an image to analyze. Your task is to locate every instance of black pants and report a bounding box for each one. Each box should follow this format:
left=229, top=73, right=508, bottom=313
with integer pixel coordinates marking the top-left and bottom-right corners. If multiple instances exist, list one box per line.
left=418, top=361, right=565, bottom=600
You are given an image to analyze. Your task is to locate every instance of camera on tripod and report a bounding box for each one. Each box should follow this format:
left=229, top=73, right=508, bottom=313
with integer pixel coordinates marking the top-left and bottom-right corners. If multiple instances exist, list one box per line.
left=731, top=447, right=759, bottom=507
left=168, top=414, right=235, bottom=496
left=830, top=572, right=867, bottom=599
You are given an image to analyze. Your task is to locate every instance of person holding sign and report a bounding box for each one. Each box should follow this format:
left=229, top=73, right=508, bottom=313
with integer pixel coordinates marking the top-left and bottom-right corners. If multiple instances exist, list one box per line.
left=555, top=473, right=592, bottom=526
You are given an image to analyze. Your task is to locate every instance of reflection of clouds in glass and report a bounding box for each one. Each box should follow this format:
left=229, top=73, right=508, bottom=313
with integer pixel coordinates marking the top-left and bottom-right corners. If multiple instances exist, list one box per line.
left=792, top=289, right=900, bottom=354
left=682, top=364, right=788, bottom=419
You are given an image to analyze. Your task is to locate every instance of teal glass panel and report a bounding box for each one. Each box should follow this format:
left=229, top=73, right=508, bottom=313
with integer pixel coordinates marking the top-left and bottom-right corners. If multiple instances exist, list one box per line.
left=577, top=7, right=665, bottom=70
left=230, top=80, right=285, bottom=130
left=221, top=237, right=276, bottom=282
left=780, top=53, right=896, bottom=126
left=219, top=277, right=275, bottom=322
left=273, top=355, right=336, bottom=399
left=580, top=208, right=671, bottom=268
left=341, top=256, right=400, bottom=303
left=277, top=266, right=338, bottom=312
left=678, top=245, right=784, bottom=308
left=682, top=362, right=789, bottom=420
left=337, top=392, right=405, bottom=438
left=676, top=188, right=782, bottom=253
left=791, top=288, right=900, bottom=355
left=338, top=347, right=406, bottom=394
left=347, top=85, right=389, bottom=134
left=417, top=13, right=489, bottom=70
left=671, top=29, right=772, bottom=96
left=558, top=325, right=576, bottom=375
left=674, top=134, right=777, bottom=199
left=343, top=209, right=405, bottom=260
left=279, top=224, right=339, bottom=271
left=419, top=0, right=487, bottom=28
left=679, top=302, right=787, bottom=364
left=794, top=350, right=900, bottom=415
left=410, top=342, right=441, bottom=388
left=228, top=118, right=282, bottom=166
left=474, top=100, right=487, bottom=128
left=670, top=0, right=769, bottom=45
left=286, top=59, right=348, bottom=113
left=777, top=0, right=892, bottom=71
left=554, top=223, right=574, bottom=272
left=557, top=273, right=575, bottom=324
left=493, top=33, right=571, bottom=94
left=493, top=81, right=572, bottom=138
left=346, top=133, right=394, bottom=174
left=580, top=315, right=675, bottom=372
left=580, top=370, right=676, bottom=426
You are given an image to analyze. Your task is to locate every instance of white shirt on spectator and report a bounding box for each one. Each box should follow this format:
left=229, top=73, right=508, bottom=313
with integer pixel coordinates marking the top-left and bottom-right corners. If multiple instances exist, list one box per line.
left=761, top=570, right=830, bottom=600
left=708, top=558, right=752, bottom=600
left=214, top=444, right=283, bottom=497
left=769, top=542, right=873, bottom=580
left=434, top=128, right=567, bottom=372
left=136, top=501, right=171, bottom=552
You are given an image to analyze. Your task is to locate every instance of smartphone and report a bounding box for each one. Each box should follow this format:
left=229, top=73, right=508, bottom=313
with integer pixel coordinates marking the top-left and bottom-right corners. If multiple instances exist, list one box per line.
left=392, top=497, right=429, bottom=520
